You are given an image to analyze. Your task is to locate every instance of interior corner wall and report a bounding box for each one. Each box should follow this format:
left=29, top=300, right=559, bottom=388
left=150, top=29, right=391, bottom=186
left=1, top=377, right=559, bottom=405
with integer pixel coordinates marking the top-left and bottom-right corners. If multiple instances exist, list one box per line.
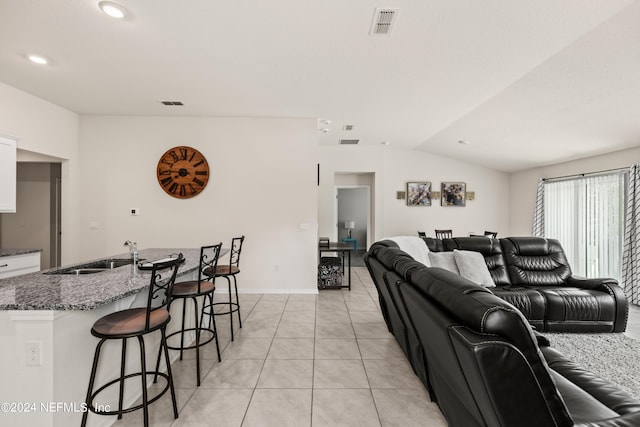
left=318, top=145, right=510, bottom=244
left=508, top=146, right=640, bottom=236
left=78, top=116, right=318, bottom=292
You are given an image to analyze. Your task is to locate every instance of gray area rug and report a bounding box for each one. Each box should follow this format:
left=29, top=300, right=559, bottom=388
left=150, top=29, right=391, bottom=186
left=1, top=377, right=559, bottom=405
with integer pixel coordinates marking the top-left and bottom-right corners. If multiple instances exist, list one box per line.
left=546, top=333, right=640, bottom=401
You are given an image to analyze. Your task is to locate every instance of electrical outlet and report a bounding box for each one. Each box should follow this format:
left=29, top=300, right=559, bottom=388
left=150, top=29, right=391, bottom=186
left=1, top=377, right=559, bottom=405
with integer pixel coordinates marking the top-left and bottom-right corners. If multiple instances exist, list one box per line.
left=25, top=341, right=42, bottom=366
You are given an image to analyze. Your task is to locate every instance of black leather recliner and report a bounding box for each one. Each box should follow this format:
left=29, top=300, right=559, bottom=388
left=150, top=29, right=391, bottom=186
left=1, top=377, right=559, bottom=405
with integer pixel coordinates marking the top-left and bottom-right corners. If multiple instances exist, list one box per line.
left=500, top=237, right=627, bottom=332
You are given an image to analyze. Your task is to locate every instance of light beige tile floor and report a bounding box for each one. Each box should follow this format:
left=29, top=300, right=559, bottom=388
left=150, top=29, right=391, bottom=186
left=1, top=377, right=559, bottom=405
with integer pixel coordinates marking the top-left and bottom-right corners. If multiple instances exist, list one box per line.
left=104, top=267, right=447, bottom=427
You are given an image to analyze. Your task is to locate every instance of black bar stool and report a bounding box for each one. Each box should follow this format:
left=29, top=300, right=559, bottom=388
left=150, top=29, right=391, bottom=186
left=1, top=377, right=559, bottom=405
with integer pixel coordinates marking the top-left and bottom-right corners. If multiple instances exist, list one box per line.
left=81, top=255, right=184, bottom=427
left=160, top=243, right=222, bottom=386
left=205, top=236, right=244, bottom=341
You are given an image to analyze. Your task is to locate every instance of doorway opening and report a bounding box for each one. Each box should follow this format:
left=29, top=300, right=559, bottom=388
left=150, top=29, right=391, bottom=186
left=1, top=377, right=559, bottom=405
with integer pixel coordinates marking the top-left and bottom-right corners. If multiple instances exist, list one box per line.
left=334, top=172, right=374, bottom=264
left=0, top=162, right=62, bottom=269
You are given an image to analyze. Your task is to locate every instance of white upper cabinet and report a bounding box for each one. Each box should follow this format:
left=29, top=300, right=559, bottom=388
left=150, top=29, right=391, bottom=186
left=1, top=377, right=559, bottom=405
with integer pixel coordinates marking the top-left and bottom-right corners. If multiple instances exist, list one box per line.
left=0, top=135, right=17, bottom=213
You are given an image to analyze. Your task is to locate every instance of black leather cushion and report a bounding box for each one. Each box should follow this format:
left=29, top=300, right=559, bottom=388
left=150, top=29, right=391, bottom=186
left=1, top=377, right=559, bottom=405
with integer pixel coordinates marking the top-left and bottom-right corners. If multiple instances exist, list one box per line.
left=542, top=345, right=640, bottom=416
left=530, top=286, right=616, bottom=333
left=549, top=370, right=619, bottom=423
left=500, top=237, right=572, bottom=286
left=490, top=287, right=545, bottom=330
left=443, top=237, right=511, bottom=286
left=382, top=268, right=430, bottom=392
left=376, top=245, right=414, bottom=270
left=364, top=243, right=410, bottom=335
left=421, top=237, right=444, bottom=252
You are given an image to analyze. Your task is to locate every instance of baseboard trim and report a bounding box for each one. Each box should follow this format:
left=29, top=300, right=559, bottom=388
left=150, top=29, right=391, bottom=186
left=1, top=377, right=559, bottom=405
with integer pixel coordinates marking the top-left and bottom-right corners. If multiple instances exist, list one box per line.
left=238, top=289, right=319, bottom=295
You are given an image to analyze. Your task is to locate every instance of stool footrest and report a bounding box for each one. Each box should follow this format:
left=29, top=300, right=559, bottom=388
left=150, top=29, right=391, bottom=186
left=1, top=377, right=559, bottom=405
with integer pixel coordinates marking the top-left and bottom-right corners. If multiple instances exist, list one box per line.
left=165, top=327, right=216, bottom=350
left=207, top=301, right=240, bottom=316
left=87, top=371, right=172, bottom=416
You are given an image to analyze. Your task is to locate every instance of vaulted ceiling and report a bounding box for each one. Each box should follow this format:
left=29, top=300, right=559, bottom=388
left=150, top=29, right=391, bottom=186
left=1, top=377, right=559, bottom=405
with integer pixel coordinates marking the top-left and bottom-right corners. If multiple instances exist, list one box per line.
left=1, top=0, right=639, bottom=172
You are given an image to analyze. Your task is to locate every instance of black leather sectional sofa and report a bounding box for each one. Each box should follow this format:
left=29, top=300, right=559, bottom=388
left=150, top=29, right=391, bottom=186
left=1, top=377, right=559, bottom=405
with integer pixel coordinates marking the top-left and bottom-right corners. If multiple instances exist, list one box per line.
left=364, top=240, right=640, bottom=427
left=396, top=236, right=627, bottom=333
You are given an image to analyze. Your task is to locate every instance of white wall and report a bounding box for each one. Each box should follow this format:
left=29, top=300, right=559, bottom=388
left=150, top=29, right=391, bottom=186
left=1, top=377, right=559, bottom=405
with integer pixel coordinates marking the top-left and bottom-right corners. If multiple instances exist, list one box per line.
left=319, top=145, right=510, bottom=245
left=509, top=146, right=640, bottom=236
left=0, top=82, right=80, bottom=265
left=0, top=82, right=78, bottom=159
left=78, top=116, right=319, bottom=292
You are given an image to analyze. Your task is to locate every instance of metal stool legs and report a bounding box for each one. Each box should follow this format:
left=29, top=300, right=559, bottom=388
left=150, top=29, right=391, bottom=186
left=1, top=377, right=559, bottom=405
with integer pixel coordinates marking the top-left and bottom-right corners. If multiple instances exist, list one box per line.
left=227, top=275, right=242, bottom=341
left=81, top=331, right=178, bottom=427
left=211, top=274, right=242, bottom=341
left=160, top=292, right=221, bottom=386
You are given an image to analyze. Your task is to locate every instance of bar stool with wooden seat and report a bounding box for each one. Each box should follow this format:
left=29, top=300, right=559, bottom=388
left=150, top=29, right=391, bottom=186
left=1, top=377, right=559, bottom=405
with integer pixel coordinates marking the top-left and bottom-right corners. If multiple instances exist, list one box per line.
left=204, top=236, right=244, bottom=341
left=161, top=243, right=222, bottom=387
left=81, top=255, right=184, bottom=427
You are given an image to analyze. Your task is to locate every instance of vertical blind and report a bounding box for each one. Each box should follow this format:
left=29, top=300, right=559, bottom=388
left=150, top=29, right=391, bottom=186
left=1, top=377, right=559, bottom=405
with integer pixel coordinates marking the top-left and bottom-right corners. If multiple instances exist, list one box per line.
left=543, top=171, right=627, bottom=280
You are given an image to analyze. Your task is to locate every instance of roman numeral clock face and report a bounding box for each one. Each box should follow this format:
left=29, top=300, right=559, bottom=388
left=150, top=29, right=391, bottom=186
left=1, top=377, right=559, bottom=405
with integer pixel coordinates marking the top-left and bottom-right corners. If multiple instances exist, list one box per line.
left=156, top=146, right=210, bottom=199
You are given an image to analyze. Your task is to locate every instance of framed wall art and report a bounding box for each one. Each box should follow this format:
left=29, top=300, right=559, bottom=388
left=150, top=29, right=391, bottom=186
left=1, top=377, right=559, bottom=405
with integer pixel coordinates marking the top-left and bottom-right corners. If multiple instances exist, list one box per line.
left=441, top=182, right=466, bottom=206
left=407, top=182, right=431, bottom=206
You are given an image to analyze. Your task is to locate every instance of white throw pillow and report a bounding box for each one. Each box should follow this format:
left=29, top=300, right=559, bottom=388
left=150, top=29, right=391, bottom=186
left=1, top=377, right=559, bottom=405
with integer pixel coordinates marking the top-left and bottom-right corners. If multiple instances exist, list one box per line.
left=428, top=252, right=459, bottom=274
left=453, top=250, right=496, bottom=287
left=387, top=236, right=431, bottom=267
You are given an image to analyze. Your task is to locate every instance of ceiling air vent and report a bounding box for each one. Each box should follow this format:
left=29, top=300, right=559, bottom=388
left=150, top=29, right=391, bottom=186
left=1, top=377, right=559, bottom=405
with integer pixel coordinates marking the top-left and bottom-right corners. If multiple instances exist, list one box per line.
left=370, top=8, right=400, bottom=36
left=161, top=101, right=184, bottom=106
left=339, top=139, right=359, bottom=145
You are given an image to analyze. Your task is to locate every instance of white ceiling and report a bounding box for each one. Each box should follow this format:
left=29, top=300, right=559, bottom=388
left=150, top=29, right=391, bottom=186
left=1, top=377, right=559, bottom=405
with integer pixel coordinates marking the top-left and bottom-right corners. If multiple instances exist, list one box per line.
left=1, top=0, right=639, bottom=172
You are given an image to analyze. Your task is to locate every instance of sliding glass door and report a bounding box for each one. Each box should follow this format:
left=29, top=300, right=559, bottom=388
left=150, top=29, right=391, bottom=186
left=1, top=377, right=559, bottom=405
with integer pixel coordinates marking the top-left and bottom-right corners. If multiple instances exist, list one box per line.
left=544, top=172, right=627, bottom=280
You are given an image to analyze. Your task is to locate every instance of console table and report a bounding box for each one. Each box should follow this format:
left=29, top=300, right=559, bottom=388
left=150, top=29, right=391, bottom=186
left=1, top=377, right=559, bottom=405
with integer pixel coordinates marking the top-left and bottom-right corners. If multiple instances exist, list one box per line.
left=318, top=241, right=353, bottom=290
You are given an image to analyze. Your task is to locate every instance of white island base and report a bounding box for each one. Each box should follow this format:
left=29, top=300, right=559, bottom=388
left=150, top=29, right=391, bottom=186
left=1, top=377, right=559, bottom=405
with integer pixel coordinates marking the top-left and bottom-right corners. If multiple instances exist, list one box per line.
left=0, top=280, right=200, bottom=427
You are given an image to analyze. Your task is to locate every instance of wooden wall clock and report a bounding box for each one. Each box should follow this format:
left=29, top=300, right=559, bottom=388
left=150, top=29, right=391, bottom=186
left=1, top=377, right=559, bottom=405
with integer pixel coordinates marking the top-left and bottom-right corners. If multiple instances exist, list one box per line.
left=156, top=146, right=210, bottom=199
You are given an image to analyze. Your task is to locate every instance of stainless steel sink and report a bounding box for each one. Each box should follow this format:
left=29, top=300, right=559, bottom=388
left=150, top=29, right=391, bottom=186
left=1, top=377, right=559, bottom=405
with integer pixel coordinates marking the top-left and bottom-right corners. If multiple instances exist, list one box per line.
left=43, top=258, right=140, bottom=275
left=83, top=259, right=134, bottom=269
left=56, top=268, right=110, bottom=275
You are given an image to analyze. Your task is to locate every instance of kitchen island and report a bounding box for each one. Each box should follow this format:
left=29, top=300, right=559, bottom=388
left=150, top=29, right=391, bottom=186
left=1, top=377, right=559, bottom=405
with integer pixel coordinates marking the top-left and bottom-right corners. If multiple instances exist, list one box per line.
left=0, top=248, right=206, bottom=427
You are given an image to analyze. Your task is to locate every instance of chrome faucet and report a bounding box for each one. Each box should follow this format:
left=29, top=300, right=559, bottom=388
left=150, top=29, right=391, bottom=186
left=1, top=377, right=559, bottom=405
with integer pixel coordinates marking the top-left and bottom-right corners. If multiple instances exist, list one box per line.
left=124, top=240, right=138, bottom=276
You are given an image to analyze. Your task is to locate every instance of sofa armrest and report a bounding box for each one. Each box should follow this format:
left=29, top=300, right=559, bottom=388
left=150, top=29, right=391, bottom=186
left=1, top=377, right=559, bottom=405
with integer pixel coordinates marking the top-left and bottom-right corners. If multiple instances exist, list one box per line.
left=567, top=276, right=629, bottom=332
left=566, top=275, right=618, bottom=290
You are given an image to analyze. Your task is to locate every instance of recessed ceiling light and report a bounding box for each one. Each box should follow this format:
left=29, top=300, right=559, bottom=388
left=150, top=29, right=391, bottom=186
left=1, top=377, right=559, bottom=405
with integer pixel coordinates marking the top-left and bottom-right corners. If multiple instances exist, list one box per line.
left=27, top=54, right=48, bottom=65
left=320, top=128, right=330, bottom=133
left=458, top=140, right=470, bottom=145
left=381, top=141, right=390, bottom=146
left=99, top=1, right=127, bottom=19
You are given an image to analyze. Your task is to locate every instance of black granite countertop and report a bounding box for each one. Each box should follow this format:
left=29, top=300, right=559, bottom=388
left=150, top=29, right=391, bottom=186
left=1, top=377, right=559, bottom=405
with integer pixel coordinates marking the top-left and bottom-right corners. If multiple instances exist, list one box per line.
left=0, top=248, right=43, bottom=257
left=0, top=248, right=203, bottom=311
